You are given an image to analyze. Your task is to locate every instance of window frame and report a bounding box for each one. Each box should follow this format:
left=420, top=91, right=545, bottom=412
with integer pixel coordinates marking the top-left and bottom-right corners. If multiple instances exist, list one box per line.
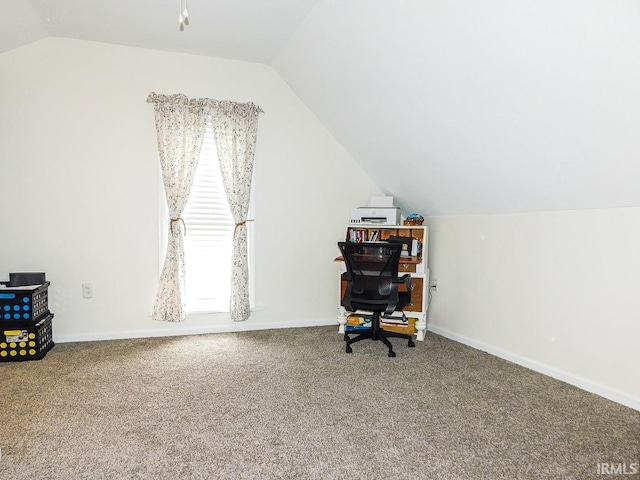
left=156, top=125, right=256, bottom=315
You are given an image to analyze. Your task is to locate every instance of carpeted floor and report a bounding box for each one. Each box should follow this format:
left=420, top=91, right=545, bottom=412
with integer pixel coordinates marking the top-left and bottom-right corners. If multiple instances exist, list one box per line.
left=0, top=326, right=638, bottom=479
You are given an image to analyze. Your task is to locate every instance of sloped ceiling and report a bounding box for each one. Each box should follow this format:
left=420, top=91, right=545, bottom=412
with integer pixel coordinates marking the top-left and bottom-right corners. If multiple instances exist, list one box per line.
left=0, top=0, right=319, bottom=62
left=3, top=0, right=640, bottom=215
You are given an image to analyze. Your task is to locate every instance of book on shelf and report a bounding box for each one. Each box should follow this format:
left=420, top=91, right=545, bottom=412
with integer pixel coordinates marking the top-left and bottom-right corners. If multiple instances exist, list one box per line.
left=347, top=228, right=364, bottom=243
left=345, top=314, right=372, bottom=332
left=346, top=228, right=383, bottom=243
left=380, top=312, right=409, bottom=326
left=345, top=324, right=372, bottom=332
left=411, top=238, right=418, bottom=256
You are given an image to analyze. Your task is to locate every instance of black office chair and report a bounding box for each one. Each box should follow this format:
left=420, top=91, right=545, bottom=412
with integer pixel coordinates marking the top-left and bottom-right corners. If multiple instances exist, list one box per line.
left=338, top=241, right=416, bottom=357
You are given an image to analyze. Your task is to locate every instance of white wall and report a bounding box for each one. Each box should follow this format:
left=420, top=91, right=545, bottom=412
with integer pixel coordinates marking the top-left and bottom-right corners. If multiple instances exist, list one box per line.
left=426, top=208, right=640, bottom=410
left=0, top=37, right=382, bottom=341
left=274, top=0, right=640, bottom=216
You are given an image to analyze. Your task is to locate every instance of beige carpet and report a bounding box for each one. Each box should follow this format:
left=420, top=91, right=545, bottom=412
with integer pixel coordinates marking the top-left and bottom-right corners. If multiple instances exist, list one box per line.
left=0, top=326, right=638, bottom=479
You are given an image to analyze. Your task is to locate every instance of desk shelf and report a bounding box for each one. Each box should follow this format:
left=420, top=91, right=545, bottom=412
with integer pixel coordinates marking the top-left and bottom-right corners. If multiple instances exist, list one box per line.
left=336, top=224, right=430, bottom=341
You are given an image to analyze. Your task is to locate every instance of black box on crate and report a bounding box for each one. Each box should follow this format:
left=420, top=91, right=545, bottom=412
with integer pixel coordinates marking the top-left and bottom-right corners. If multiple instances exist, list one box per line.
left=0, top=313, right=55, bottom=361
left=8, top=272, right=46, bottom=287
left=0, top=281, right=50, bottom=324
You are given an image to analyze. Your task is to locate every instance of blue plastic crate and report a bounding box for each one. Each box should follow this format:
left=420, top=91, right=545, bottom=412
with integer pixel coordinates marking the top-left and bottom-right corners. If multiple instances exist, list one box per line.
left=0, top=282, right=50, bottom=324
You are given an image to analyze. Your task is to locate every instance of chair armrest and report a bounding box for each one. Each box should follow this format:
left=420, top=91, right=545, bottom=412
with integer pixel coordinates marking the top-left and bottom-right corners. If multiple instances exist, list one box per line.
left=383, top=276, right=405, bottom=315
left=384, top=274, right=411, bottom=315
left=392, top=274, right=411, bottom=289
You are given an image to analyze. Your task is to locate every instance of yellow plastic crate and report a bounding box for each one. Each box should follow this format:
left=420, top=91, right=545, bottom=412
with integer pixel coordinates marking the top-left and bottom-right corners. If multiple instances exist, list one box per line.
left=0, top=314, right=54, bottom=362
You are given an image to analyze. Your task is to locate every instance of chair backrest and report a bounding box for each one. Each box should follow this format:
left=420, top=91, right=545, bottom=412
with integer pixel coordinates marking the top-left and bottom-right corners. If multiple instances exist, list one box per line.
left=338, top=242, right=404, bottom=311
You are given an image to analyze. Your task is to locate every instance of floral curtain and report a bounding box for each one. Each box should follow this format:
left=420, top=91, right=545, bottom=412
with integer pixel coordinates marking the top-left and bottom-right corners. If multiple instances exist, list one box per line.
left=147, top=93, right=208, bottom=322
left=210, top=101, right=262, bottom=322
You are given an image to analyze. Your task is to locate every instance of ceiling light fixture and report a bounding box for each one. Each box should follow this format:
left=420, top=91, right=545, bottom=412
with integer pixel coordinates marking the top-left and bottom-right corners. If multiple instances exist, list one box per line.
left=179, top=0, right=190, bottom=30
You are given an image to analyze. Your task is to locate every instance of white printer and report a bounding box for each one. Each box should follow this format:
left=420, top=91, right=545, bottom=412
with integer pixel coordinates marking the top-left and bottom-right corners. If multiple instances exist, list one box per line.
left=350, top=196, right=401, bottom=225
left=350, top=208, right=401, bottom=225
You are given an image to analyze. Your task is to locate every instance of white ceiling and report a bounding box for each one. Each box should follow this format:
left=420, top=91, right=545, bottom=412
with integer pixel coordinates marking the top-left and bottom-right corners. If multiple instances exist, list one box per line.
left=1, top=0, right=319, bottom=63
left=3, top=0, right=640, bottom=215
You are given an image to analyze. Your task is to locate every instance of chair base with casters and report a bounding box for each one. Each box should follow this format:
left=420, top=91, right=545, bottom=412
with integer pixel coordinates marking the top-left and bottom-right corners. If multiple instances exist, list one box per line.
left=344, top=311, right=415, bottom=357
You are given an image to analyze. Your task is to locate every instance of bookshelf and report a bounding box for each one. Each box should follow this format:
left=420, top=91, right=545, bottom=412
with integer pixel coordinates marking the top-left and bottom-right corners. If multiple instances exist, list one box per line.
left=336, top=224, right=430, bottom=341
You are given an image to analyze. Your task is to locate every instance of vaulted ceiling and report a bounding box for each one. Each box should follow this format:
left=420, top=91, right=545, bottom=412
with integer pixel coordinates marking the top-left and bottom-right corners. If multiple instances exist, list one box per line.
left=3, top=0, right=640, bottom=215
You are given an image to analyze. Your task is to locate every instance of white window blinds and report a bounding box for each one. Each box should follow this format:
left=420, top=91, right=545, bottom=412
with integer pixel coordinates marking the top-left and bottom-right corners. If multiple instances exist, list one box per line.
left=182, top=121, right=234, bottom=312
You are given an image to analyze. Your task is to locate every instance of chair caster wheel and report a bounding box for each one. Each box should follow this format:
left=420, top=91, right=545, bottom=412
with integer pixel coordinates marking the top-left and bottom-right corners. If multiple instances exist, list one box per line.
left=408, top=340, right=415, bottom=347
left=346, top=345, right=353, bottom=354
left=388, top=350, right=396, bottom=358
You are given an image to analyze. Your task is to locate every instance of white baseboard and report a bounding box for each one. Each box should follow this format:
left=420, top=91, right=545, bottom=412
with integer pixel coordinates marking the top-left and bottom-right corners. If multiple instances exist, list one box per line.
left=54, top=317, right=338, bottom=344
left=428, top=324, right=640, bottom=412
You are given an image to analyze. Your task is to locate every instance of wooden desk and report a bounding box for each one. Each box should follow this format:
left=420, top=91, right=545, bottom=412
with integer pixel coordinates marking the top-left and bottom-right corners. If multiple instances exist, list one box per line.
left=334, top=241, right=429, bottom=341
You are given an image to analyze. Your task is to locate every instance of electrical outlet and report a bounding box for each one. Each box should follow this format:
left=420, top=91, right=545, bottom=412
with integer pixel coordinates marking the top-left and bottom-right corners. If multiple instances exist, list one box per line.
left=82, top=283, right=93, bottom=299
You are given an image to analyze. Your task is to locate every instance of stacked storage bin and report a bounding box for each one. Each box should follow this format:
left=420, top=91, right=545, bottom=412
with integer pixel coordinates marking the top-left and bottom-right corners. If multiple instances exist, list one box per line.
left=0, top=272, right=54, bottom=361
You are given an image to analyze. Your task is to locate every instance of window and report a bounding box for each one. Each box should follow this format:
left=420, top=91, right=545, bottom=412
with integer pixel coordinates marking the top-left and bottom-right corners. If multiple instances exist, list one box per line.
left=182, top=121, right=251, bottom=313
